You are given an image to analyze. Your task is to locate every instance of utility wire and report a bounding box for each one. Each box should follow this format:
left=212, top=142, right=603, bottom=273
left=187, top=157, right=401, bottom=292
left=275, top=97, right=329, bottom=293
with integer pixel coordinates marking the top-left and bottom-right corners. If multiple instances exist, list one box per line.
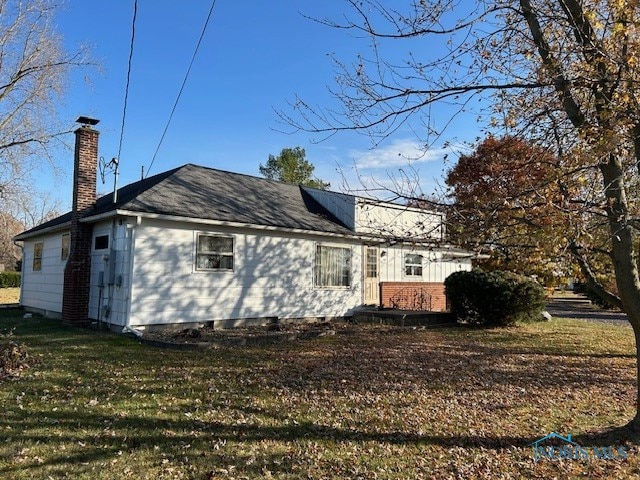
left=117, top=0, right=138, bottom=163
left=145, top=0, right=218, bottom=178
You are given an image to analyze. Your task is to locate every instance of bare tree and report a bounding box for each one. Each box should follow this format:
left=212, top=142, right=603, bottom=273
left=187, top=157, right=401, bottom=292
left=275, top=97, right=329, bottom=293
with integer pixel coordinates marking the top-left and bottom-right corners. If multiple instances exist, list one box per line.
left=283, top=0, right=640, bottom=431
left=0, top=0, right=89, bottom=218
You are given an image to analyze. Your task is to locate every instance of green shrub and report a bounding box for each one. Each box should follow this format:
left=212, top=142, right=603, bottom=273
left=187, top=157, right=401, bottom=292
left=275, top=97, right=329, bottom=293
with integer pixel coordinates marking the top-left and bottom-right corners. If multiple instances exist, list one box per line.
left=445, top=269, right=546, bottom=327
left=0, top=272, right=20, bottom=288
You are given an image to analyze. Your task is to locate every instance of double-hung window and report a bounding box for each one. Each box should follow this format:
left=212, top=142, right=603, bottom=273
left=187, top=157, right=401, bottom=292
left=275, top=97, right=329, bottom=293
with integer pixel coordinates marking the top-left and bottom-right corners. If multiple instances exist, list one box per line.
left=315, top=245, right=351, bottom=287
left=405, top=253, right=423, bottom=276
left=196, top=234, right=234, bottom=271
left=33, top=242, right=43, bottom=271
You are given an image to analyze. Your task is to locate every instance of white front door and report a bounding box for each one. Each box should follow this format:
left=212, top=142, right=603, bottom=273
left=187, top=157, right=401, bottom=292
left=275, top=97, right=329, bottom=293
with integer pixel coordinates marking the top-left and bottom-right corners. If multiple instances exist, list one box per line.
left=363, top=246, right=380, bottom=305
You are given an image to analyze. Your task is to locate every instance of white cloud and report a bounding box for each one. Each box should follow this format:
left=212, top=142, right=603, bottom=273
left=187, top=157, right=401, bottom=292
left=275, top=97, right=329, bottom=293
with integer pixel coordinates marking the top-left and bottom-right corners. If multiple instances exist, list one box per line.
left=349, top=139, right=452, bottom=170
left=313, top=139, right=471, bottom=199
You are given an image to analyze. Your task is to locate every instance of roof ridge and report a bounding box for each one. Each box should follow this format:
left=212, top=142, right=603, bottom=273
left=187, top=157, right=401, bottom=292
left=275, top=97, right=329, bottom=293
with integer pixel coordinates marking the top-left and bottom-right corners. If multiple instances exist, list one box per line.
left=182, top=163, right=331, bottom=191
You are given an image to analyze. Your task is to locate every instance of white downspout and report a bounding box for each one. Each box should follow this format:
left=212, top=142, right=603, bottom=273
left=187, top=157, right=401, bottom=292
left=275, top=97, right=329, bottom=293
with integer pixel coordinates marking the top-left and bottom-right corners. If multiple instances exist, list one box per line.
left=122, top=217, right=142, bottom=337
left=14, top=240, right=24, bottom=305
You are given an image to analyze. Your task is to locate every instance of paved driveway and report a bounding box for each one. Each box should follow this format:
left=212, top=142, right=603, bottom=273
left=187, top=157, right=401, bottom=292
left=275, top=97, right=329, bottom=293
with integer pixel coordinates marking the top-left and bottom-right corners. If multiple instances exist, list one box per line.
left=546, top=293, right=629, bottom=326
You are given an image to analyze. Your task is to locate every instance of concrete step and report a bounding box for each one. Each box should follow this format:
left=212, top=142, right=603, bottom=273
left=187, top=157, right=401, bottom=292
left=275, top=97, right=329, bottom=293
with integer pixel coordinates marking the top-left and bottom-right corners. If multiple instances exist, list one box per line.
left=352, top=309, right=456, bottom=327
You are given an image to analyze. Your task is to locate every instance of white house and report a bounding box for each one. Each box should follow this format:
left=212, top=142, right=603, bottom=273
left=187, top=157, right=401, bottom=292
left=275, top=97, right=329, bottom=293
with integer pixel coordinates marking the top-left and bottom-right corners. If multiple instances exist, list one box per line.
left=15, top=117, right=473, bottom=332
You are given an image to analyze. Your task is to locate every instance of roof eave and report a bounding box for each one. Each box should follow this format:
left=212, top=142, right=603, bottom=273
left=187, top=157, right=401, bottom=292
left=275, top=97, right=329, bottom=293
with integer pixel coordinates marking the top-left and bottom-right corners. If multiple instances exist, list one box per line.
left=14, top=221, right=72, bottom=241
left=82, top=209, right=380, bottom=242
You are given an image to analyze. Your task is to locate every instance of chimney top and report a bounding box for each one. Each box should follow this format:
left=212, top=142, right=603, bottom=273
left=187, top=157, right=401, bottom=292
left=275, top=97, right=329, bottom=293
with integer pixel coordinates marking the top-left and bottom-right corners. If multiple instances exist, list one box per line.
left=76, top=116, right=100, bottom=127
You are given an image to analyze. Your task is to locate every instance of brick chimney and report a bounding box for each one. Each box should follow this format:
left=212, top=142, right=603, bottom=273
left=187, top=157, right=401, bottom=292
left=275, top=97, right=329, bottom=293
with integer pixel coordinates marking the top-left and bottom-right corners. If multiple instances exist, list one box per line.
left=62, top=116, right=99, bottom=326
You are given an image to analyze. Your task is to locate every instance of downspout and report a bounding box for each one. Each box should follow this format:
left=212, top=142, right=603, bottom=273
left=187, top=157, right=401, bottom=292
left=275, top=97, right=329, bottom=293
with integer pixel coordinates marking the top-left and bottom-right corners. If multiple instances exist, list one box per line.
left=97, top=280, right=103, bottom=329
left=14, top=240, right=23, bottom=305
left=122, top=216, right=142, bottom=337
left=104, top=218, right=118, bottom=330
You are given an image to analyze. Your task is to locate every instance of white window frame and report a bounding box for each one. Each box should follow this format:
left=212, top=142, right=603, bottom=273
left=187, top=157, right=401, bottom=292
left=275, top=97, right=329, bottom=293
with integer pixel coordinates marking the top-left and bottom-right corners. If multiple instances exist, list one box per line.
left=315, top=244, right=352, bottom=288
left=33, top=242, right=43, bottom=272
left=404, top=253, right=423, bottom=277
left=195, top=233, right=234, bottom=272
left=61, top=233, right=70, bottom=261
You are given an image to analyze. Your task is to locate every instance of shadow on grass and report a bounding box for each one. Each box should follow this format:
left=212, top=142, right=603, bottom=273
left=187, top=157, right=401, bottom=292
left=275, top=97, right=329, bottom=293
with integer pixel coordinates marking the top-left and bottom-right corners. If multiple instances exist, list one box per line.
left=4, top=407, right=639, bottom=477
left=432, top=342, right=637, bottom=359
left=0, top=407, right=549, bottom=476
left=573, top=423, right=640, bottom=446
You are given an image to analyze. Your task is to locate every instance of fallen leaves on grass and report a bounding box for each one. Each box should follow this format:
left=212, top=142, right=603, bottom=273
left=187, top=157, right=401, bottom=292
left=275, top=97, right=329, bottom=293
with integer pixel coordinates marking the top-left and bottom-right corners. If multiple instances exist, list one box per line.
left=0, top=317, right=638, bottom=479
left=0, top=329, right=29, bottom=378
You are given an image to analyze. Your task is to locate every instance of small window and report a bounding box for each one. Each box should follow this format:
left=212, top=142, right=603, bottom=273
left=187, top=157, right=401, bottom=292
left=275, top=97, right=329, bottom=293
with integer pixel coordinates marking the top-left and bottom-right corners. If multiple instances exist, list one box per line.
left=61, top=233, right=70, bottom=260
left=94, top=235, right=109, bottom=250
left=315, top=245, right=351, bottom=287
left=405, top=253, right=423, bottom=276
left=33, top=242, right=43, bottom=271
left=196, top=234, right=234, bottom=270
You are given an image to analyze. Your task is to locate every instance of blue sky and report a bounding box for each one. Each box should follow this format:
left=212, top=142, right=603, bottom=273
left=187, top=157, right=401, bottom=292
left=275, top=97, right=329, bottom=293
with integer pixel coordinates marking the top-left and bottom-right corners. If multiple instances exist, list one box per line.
left=48, top=0, right=480, bottom=209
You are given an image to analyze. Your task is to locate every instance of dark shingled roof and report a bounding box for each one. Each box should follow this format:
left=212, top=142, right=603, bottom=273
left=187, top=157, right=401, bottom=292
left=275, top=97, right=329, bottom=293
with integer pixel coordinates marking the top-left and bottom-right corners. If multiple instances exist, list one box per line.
left=17, top=164, right=356, bottom=239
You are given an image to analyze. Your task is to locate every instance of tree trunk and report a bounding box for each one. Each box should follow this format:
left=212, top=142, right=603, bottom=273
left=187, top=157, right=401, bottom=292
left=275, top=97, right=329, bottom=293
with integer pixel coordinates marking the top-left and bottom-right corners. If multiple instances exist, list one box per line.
left=599, top=156, right=640, bottom=430
left=569, top=244, right=623, bottom=310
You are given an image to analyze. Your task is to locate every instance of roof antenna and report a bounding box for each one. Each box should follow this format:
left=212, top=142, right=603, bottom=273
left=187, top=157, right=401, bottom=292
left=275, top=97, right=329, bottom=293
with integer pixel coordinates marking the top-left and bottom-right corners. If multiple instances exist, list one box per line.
left=141, top=165, right=144, bottom=181
left=99, top=156, right=120, bottom=204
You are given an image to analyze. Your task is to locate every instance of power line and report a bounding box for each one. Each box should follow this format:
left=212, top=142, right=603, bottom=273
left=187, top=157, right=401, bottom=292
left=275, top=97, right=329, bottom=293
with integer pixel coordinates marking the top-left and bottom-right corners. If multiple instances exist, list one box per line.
left=117, top=0, right=138, bottom=163
left=145, top=0, right=218, bottom=178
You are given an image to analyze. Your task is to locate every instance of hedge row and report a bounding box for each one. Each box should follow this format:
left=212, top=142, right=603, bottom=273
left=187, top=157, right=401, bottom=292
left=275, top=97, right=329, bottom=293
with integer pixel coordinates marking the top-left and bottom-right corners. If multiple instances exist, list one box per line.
left=445, top=269, right=546, bottom=327
left=0, top=272, right=20, bottom=288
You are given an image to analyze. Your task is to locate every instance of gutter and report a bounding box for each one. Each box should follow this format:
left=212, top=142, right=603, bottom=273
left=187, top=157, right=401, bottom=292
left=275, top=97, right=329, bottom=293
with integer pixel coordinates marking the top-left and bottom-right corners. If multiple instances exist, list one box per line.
left=14, top=221, right=72, bottom=241
left=80, top=209, right=381, bottom=242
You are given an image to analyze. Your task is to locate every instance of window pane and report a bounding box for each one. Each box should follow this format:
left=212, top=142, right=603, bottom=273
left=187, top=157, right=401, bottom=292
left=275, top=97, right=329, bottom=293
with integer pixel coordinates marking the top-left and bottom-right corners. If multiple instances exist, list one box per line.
left=61, top=234, right=70, bottom=260
left=196, top=235, right=234, bottom=271
left=315, top=245, right=351, bottom=287
left=33, top=242, right=43, bottom=271
left=197, top=254, right=233, bottom=270
left=366, top=248, right=377, bottom=278
left=95, top=235, right=109, bottom=250
left=405, top=253, right=423, bottom=277
left=218, top=255, right=233, bottom=270
left=199, top=235, right=233, bottom=254
left=406, top=253, right=422, bottom=264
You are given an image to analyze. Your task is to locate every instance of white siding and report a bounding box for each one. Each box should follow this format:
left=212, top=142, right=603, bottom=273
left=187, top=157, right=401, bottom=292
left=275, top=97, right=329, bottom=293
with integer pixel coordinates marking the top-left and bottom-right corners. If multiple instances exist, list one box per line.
left=128, top=219, right=363, bottom=327
left=380, top=245, right=472, bottom=283
left=356, top=201, right=445, bottom=241
left=88, top=220, right=134, bottom=327
left=20, top=231, right=69, bottom=316
left=303, top=188, right=446, bottom=241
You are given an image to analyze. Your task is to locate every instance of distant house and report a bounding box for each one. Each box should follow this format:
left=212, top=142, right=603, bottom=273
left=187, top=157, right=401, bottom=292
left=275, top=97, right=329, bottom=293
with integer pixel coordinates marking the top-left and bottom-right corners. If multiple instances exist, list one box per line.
left=14, top=117, right=473, bottom=332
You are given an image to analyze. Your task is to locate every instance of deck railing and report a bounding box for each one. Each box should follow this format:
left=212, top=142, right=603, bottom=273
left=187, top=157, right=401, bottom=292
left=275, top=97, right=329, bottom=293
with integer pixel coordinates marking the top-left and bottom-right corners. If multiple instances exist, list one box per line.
left=389, top=286, right=433, bottom=311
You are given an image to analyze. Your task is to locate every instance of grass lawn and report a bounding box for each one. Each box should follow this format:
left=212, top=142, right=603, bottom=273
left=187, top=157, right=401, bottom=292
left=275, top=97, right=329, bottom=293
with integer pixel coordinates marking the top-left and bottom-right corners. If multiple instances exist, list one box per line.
left=0, top=288, right=20, bottom=304
left=0, top=310, right=638, bottom=479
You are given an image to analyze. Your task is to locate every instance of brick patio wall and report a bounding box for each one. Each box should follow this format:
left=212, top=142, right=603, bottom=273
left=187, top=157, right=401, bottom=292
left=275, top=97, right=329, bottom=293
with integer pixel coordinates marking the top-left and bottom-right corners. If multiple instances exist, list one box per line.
left=380, top=282, right=448, bottom=312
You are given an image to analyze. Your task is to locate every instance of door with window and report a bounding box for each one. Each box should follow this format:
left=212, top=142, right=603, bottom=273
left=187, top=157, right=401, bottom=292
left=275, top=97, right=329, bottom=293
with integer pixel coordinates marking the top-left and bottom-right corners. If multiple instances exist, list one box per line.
left=363, top=246, right=380, bottom=305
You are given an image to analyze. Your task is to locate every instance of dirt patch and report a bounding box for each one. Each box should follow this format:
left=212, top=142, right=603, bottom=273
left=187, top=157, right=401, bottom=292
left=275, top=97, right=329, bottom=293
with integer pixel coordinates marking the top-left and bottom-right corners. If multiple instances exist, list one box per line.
left=140, top=321, right=343, bottom=349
